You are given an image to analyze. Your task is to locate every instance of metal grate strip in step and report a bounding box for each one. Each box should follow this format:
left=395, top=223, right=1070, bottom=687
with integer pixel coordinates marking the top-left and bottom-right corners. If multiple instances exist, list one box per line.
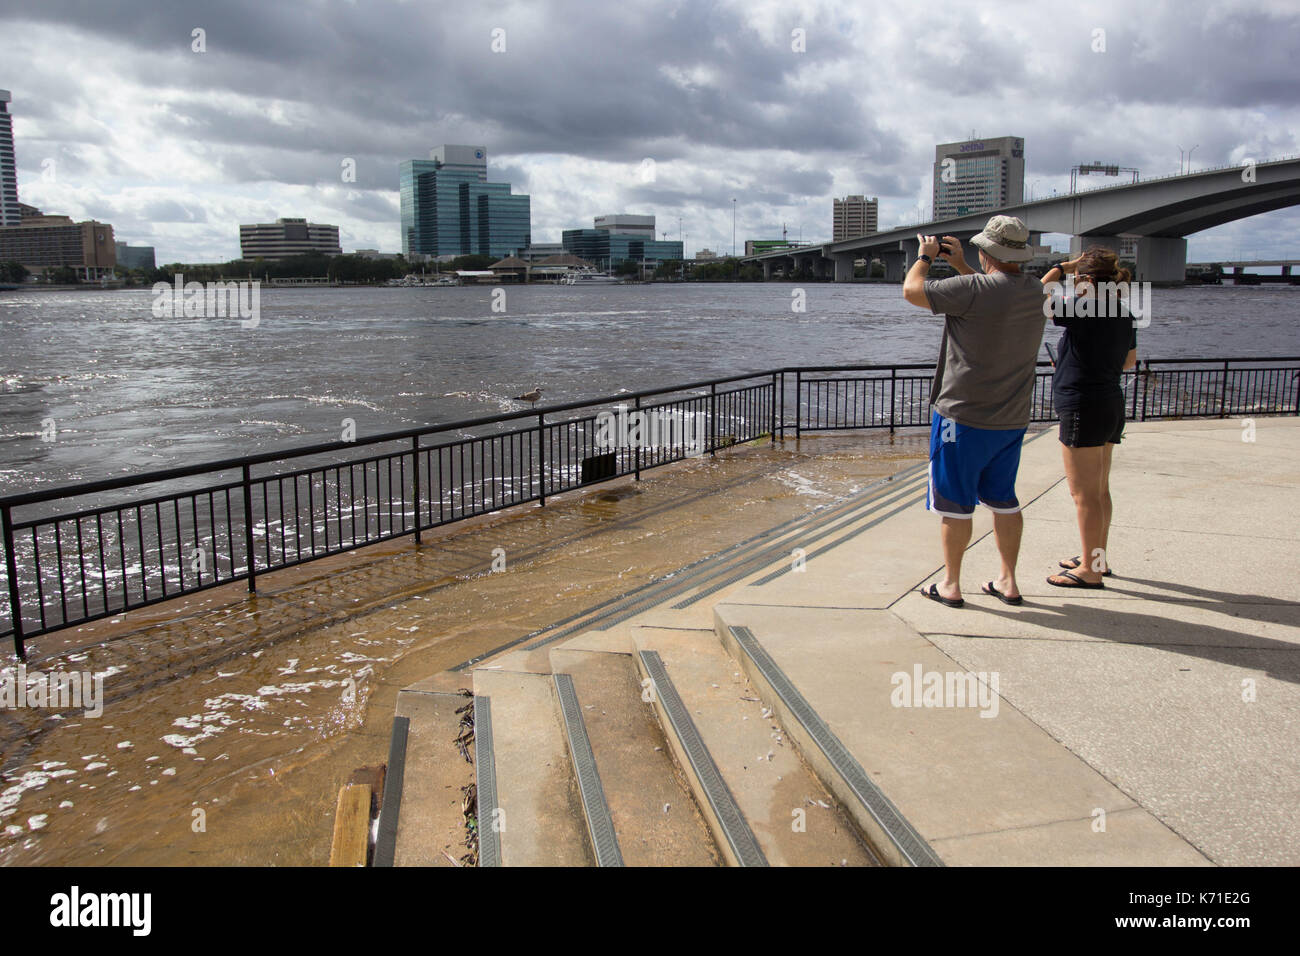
left=553, top=673, right=624, bottom=867
left=639, top=650, right=767, bottom=867
left=372, top=715, right=409, bottom=867
left=727, top=625, right=944, bottom=867
left=475, top=696, right=502, bottom=867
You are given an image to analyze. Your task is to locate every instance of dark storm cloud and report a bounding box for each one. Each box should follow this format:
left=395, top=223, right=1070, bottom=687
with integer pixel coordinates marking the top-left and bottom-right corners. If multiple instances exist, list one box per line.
left=3, top=0, right=1299, bottom=260
left=6, top=0, right=882, bottom=163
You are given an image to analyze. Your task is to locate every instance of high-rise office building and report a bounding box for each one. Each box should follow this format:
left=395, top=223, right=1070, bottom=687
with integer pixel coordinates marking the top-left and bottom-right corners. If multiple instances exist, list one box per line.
left=399, top=145, right=531, bottom=258
left=832, top=195, right=878, bottom=240
left=0, top=90, right=19, bottom=227
left=932, top=137, right=1025, bottom=219
left=239, top=218, right=342, bottom=260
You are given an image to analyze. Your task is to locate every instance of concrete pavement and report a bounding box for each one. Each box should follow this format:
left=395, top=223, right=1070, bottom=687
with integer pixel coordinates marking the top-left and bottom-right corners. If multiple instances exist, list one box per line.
left=710, top=416, right=1298, bottom=864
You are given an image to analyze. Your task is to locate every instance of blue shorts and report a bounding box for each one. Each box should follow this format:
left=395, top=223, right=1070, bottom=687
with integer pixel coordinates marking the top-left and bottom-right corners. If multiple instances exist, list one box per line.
left=927, top=411, right=1027, bottom=519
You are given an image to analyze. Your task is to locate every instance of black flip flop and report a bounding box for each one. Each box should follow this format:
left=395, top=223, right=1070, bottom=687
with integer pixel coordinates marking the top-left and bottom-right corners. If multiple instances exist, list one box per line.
left=1059, top=556, right=1114, bottom=577
left=920, top=583, right=964, bottom=608
left=1047, top=570, right=1105, bottom=589
left=982, top=581, right=1024, bottom=606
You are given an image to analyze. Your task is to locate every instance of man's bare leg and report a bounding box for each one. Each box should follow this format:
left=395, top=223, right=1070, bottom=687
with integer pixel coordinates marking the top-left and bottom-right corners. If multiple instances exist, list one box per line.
left=938, top=516, right=973, bottom=601
left=991, top=510, right=1024, bottom=599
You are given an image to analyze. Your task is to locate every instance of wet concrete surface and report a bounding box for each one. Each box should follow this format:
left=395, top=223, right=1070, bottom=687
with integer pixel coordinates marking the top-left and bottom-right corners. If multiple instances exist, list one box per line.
left=0, top=431, right=927, bottom=865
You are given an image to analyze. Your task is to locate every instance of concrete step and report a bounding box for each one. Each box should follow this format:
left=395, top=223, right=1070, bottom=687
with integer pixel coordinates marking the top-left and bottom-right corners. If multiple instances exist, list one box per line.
left=378, top=688, right=477, bottom=866
left=714, top=602, right=1211, bottom=866
left=471, top=667, right=594, bottom=866
left=549, top=646, right=722, bottom=866
left=503, top=464, right=930, bottom=656
left=632, top=624, right=878, bottom=866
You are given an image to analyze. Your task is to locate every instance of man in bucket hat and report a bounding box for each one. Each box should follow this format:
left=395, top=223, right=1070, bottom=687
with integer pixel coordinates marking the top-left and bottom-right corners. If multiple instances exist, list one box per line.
left=901, top=215, right=1048, bottom=608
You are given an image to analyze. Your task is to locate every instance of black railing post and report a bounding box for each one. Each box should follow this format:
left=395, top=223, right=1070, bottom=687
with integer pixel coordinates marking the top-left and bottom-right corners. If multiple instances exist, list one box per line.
left=794, top=370, right=802, bottom=438
left=709, top=382, right=717, bottom=456
left=537, top=412, right=546, bottom=506
left=411, top=435, right=422, bottom=545
left=1293, top=363, right=1300, bottom=415
left=242, top=464, right=257, bottom=593
left=779, top=371, right=786, bottom=439
left=634, top=395, right=642, bottom=480
left=769, top=373, right=777, bottom=445
left=1218, top=360, right=1230, bottom=417
left=3, top=503, right=25, bottom=660
left=889, top=367, right=897, bottom=434
left=1140, top=360, right=1151, bottom=421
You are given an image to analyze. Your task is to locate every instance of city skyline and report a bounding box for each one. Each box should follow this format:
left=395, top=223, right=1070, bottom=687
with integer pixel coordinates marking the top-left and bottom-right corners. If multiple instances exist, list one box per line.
left=2, top=0, right=1298, bottom=263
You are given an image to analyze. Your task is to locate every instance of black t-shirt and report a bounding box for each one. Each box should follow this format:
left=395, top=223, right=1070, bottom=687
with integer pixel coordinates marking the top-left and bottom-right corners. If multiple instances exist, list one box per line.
left=1051, top=298, right=1137, bottom=411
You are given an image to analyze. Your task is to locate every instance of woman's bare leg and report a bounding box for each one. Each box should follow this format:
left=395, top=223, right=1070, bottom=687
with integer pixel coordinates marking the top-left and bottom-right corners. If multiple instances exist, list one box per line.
left=1052, top=444, right=1106, bottom=584
left=1099, top=442, right=1115, bottom=569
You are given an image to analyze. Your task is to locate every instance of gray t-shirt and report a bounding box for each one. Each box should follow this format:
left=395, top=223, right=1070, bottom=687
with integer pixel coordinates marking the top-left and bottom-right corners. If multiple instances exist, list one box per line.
left=924, top=270, right=1049, bottom=429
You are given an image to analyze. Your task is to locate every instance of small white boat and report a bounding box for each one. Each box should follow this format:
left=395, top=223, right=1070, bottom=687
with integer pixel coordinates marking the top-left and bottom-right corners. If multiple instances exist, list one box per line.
left=562, top=268, right=622, bottom=285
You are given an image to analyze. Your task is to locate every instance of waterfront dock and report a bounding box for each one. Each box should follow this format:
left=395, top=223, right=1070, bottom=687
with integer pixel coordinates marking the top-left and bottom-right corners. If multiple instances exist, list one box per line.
left=381, top=415, right=1299, bottom=866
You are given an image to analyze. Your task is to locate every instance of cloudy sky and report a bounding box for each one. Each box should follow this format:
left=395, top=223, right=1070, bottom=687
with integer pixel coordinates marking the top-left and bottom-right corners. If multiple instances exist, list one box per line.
left=3, top=0, right=1299, bottom=263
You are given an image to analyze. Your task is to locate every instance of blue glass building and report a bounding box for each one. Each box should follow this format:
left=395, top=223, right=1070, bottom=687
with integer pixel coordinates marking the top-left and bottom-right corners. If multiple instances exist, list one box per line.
left=561, top=229, right=683, bottom=270
left=400, top=146, right=530, bottom=258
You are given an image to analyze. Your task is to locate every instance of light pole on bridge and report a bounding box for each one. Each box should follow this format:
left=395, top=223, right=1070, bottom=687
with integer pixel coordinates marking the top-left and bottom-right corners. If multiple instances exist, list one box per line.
left=731, top=198, right=737, bottom=259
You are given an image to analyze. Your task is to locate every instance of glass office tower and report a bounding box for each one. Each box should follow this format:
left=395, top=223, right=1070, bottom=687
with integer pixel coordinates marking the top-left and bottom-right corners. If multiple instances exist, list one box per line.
left=561, top=229, right=683, bottom=270
left=400, top=145, right=530, bottom=258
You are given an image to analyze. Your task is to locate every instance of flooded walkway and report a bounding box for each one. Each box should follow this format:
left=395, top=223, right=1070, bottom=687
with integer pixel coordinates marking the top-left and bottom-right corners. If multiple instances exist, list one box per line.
left=0, top=431, right=927, bottom=865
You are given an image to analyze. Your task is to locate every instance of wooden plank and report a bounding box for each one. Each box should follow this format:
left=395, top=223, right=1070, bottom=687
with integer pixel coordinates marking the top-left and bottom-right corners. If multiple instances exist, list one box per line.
left=329, top=783, right=373, bottom=867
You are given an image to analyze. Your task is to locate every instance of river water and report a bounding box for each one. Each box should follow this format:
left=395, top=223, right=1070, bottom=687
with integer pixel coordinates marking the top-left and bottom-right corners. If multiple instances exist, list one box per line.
left=1, top=282, right=1298, bottom=496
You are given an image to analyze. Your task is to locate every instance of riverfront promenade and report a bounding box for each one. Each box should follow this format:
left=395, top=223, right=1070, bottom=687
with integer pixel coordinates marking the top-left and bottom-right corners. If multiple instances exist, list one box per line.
left=3, top=416, right=1295, bottom=866
left=390, top=414, right=1299, bottom=866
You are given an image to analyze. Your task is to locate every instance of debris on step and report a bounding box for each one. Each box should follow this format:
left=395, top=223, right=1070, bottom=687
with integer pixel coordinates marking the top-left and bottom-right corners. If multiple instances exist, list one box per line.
left=453, top=688, right=475, bottom=763
left=460, top=782, right=480, bottom=866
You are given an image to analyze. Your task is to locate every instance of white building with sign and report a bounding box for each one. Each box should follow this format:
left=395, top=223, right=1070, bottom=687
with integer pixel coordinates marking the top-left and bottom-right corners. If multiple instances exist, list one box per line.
left=932, top=136, right=1025, bottom=220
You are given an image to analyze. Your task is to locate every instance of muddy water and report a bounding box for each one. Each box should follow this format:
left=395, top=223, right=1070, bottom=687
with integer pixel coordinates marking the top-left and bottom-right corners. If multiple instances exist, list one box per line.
left=0, top=432, right=927, bottom=865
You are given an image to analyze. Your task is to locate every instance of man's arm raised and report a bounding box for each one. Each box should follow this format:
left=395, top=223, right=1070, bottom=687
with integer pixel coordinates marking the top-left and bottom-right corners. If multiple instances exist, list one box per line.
left=940, top=236, right=976, bottom=276
left=902, top=234, right=940, bottom=308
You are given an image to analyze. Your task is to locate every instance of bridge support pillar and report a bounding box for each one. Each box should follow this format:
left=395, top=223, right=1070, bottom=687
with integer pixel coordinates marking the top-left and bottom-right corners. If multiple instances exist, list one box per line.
left=1283, top=265, right=1292, bottom=277
left=833, top=253, right=855, bottom=282
left=881, top=249, right=907, bottom=282
left=811, top=257, right=826, bottom=278
left=762, top=259, right=772, bottom=279
left=1135, top=236, right=1187, bottom=285
left=1070, top=235, right=1123, bottom=257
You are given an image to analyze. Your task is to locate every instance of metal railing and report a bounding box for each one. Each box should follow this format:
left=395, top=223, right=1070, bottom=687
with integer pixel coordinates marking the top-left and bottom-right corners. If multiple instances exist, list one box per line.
left=790, top=357, right=1300, bottom=431
left=2, top=357, right=1296, bottom=656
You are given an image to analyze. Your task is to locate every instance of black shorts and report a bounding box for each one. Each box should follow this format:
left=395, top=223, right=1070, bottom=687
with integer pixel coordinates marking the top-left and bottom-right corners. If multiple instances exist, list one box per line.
left=1058, top=398, right=1125, bottom=447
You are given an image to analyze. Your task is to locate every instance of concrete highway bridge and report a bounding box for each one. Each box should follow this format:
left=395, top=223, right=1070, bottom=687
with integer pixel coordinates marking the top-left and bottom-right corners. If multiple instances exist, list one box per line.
left=745, top=157, right=1300, bottom=284
left=1188, top=259, right=1300, bottom=275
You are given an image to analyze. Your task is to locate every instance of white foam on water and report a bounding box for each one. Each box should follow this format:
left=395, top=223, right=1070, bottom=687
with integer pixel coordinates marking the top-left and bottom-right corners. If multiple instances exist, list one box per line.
left=774, top=469, right=834, bottom=499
